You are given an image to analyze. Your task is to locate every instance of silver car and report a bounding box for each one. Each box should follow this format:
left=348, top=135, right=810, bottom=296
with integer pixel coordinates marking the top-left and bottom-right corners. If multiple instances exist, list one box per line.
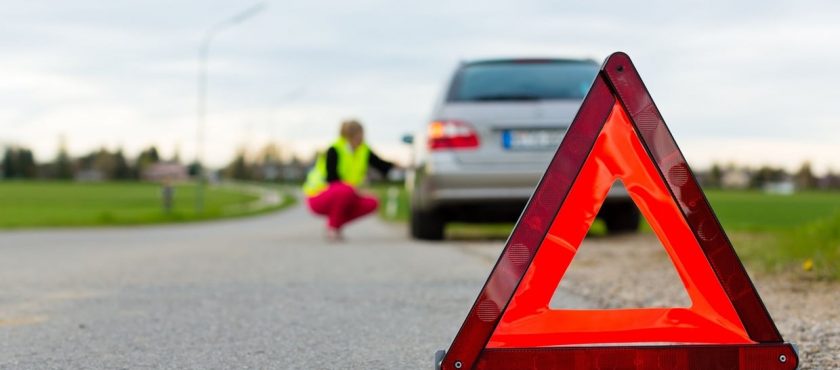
left=405, top=58, right=639, bottom=240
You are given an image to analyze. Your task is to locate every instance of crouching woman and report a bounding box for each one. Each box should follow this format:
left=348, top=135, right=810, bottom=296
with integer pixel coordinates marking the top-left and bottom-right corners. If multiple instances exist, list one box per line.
left=302, top=119, right=395, bottom=241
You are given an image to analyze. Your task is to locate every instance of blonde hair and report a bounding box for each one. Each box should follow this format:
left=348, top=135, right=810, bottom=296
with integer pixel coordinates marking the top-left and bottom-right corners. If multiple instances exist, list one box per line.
left=339, top=119, right=364, bottom=139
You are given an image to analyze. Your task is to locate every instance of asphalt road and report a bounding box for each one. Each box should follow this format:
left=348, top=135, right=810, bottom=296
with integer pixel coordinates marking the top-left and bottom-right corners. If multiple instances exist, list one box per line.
left=0, top=205, right=582, bottom=369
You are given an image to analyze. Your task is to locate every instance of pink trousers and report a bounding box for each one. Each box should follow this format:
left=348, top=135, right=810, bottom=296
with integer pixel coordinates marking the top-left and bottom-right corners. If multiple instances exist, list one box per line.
left=306, top=182, right=379, bottom=230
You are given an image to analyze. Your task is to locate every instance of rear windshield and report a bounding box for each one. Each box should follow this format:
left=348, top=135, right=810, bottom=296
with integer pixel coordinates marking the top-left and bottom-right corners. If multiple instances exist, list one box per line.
left=447, top=60, right=599, bottom=102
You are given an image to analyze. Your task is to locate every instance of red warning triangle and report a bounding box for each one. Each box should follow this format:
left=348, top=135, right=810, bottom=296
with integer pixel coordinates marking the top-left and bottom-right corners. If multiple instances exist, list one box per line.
left=439, top=53, right=797, bottom=370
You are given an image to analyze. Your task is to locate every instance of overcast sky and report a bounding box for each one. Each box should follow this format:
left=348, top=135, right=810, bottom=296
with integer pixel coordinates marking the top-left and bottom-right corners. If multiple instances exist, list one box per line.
left=2, top=0, right=839, bottom=172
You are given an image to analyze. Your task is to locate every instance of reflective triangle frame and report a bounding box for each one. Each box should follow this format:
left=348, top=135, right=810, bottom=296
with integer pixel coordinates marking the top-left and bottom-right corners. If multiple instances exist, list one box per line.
left=440, top=52, right=798, bottom=370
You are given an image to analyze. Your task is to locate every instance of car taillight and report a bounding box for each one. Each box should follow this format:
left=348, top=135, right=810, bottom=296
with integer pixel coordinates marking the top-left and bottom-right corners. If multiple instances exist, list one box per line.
left=427, top=120, right=480, bottom=150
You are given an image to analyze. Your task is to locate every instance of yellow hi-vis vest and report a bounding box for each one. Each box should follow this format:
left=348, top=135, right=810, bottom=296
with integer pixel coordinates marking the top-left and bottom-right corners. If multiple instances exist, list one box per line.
left=302, top=138, right=370, bottom=197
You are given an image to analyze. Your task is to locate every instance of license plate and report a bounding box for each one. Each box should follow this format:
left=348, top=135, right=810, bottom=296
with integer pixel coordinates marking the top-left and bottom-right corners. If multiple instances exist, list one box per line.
left=502, top=129, right=565, bottom=150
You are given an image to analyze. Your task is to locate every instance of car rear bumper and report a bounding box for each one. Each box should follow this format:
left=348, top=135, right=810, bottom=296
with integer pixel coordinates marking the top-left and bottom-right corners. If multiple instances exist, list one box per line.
left=428, top=168, right=542, bottom=202
left=412, top=165, right=630, bottom=210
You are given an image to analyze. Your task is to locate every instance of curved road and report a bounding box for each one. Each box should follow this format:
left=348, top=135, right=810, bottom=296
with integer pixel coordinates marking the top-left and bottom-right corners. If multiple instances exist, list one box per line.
left=0, top=205, right=565, bottom=369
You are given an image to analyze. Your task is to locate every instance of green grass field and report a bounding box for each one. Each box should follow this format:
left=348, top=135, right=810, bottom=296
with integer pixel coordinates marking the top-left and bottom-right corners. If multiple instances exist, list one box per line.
left=0, top=181, right=294, bottom=228
left=703, top=190, right=840, bottom=231
left=707, top=190, right=840, bottom=279
left=372, top=185, right=840, bottom=279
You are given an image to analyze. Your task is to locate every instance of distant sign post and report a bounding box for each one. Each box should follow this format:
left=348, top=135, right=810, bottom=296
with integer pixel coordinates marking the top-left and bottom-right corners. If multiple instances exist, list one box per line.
left=161, top=182, right=174, bottom=215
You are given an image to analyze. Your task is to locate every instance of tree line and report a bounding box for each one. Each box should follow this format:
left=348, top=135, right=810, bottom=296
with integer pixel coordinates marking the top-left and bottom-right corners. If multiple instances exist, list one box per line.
left=3, top=141, right=837, bottom=189
left=220, top=143, right=310, bottom=182
left=698, top=162, right=840, bottom=190
left=0, top=144, right=190, bottom=181
left=0, top=141, right=311, bottom=183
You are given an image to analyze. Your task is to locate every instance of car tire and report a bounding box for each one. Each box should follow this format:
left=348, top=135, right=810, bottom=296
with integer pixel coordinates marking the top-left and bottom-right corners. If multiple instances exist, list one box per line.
left=410, top=208, right=445, bottom=241
left=603, top=202, right=641, bottom=234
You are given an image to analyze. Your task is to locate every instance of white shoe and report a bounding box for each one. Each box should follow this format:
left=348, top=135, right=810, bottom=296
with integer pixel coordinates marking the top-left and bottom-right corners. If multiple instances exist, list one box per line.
left=326, top=228, right=344, bottom=242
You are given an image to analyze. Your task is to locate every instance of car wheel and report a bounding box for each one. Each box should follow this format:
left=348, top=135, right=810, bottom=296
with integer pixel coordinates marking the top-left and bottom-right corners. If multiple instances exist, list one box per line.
left=410, top=208, right=445, bottom=241
left=603, top=202, right=641, bottom=234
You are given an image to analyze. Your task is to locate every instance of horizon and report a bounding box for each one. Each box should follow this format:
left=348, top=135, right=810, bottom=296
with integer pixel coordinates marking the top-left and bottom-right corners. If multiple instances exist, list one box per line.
left=2, top=139, right=834, bottom=178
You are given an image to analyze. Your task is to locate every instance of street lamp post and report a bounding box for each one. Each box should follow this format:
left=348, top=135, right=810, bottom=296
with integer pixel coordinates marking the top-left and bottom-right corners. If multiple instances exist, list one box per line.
left=195, top=3, right=266, bottom=214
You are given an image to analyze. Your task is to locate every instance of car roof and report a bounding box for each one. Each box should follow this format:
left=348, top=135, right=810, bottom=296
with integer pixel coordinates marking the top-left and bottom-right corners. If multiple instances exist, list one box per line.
left=461, top=57, right=598, bottom=66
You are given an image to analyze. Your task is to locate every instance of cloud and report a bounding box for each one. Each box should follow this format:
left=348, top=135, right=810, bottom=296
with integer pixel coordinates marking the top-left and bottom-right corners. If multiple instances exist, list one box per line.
left=0, top=0, right=837, bottom=171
